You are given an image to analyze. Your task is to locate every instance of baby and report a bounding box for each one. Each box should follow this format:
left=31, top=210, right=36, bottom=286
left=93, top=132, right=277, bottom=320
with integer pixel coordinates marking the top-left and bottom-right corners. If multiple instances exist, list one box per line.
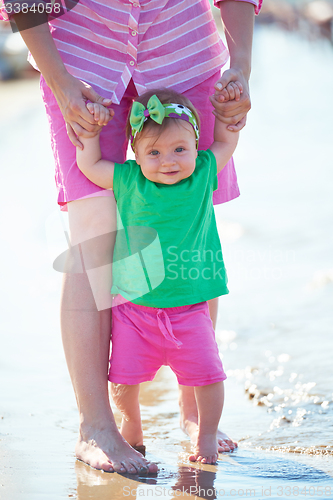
left=76, top=85, right=241, bottom=464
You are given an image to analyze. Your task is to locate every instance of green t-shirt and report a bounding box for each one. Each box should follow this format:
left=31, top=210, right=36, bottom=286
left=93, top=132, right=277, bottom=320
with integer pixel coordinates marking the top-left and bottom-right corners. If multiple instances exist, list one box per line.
left=111, top=149, right=228, bottom=307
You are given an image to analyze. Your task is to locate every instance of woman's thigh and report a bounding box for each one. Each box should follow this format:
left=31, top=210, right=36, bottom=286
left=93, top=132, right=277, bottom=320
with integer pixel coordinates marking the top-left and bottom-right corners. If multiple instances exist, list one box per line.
left=66, top=196, right=117, bottom=311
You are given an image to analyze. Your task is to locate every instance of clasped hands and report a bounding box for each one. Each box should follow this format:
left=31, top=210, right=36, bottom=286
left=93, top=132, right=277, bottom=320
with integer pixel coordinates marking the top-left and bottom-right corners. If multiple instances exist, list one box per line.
left=60, top=67, right=250, bottom=148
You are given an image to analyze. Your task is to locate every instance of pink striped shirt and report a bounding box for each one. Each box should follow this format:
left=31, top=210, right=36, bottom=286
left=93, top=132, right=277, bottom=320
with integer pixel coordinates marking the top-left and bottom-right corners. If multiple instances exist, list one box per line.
left=1, top=0, right=262, bottom=104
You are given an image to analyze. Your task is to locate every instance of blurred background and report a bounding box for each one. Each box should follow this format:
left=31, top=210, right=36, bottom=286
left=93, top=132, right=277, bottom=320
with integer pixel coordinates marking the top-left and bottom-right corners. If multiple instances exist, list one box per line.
left=1, top=0, right=333, bottom=80
left=1, top=1, right=333, bottom=499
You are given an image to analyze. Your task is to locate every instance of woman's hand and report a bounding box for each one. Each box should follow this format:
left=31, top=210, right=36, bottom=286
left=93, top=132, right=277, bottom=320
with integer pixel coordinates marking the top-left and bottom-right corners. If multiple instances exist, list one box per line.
left=49, top=72, right=113, bottom=148
left=11, top=14, right=112, bottom=148
left=210, top=67, right=251, bottom=132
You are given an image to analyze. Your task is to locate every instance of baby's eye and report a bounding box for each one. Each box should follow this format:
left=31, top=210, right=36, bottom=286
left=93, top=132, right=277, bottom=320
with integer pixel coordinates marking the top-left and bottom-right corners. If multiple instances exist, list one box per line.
left=175, top=147, right=184, bottom=153
left=149, top=150, right=159, bottom=156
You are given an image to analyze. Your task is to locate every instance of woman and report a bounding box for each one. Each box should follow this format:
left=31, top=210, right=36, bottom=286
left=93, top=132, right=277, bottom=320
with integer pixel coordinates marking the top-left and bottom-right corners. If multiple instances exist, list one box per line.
left=3, top=0, right=261, bottom=474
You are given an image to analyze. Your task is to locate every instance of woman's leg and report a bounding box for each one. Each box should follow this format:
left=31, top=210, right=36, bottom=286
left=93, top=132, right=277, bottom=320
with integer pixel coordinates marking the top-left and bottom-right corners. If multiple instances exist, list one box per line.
left=62, top=196, right=156, bottom=473
left=111, top=384, right=144, bottom=448
left=41, top=75, right=154, bottom=473
left=189, top=382, right=224, bottom=464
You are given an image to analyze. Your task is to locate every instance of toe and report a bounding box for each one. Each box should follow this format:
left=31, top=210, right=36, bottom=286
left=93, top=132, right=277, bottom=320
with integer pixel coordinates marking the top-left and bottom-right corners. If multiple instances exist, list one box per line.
left=132, top=457, right=150, bottom=470
left=100, top=461, right=114, bottom=472
left=125, top=465, right=138, bottom=474
left=147, top=463, right=158, bottom=474
left=225, top=439, right=237, bottom=451
left=189, top=454, right=197, bottom=462
left=111, top=460, right=127, bottom=473
left=129, top=461, right=148, bottom=475
left=229, top=440, right=238, bottom=450
left=120, top=460, right=141, bottom=474
left=124, top=458, right=158, bottom=475
left=218, top=441, right=231, bottom=453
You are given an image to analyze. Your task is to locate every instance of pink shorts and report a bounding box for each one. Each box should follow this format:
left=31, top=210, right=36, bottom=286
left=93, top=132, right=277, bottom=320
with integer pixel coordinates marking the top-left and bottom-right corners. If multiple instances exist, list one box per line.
left=40, top=72, right=240, bottom=210
left=108, top=298, right=226, bottom=387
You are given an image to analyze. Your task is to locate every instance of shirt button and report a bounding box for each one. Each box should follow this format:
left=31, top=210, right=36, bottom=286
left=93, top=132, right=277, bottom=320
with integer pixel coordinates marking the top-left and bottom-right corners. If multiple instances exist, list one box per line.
left=131, top=30, right=137, bottom=36
left=129, top=60, right=135, bottom=66
left=133, top=2, right=138, bottom=7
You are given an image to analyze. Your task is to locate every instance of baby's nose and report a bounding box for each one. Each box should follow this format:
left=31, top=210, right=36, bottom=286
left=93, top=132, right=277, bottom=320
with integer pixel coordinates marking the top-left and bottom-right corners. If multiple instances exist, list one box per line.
left=162, top=154, right=176, bottom=166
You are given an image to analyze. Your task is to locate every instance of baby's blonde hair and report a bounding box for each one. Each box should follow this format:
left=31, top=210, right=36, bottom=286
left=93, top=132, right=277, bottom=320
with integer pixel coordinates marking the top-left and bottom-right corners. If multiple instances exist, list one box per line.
left=126, top=88, right=201, bottom=147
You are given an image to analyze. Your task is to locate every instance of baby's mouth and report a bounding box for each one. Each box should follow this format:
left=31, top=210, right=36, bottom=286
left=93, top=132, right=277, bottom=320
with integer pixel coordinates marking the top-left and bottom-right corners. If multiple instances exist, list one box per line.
left=161, top=171, right=179, bottom=176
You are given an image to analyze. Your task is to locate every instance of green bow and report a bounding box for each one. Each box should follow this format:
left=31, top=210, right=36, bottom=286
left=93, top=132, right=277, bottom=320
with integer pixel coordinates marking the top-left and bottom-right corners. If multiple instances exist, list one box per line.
left=130, top=95, right=165, bottom=133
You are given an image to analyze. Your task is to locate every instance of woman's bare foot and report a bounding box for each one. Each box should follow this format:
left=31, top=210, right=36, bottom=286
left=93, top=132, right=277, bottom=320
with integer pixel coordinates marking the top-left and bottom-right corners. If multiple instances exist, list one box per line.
left=189, top=431, right=219, bottom=464
left=75, top=424, right=158, bottom=474
left=181, top=418, right=237, bottom=453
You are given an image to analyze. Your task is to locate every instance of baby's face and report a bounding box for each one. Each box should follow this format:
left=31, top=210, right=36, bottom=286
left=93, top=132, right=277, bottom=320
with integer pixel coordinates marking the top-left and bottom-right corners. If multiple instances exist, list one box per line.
left=134, top=121, right=197, bottom=185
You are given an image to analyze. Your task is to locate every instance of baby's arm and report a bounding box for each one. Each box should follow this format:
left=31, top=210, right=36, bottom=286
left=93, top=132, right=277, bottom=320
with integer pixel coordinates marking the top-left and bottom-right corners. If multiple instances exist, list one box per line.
left=76, top=103, right=115, bottom=189
left=209, top=108, right=243, bottom=174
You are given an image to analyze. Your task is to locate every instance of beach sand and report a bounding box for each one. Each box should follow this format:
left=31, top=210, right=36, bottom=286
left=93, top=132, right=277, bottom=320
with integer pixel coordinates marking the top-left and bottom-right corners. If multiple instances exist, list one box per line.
left=1, top=25, right=333, bottom=499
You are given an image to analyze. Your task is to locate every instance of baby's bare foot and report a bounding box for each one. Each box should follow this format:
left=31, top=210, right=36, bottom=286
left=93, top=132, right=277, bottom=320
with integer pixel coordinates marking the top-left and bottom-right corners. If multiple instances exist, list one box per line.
left=189, top=432, right=218, bottom=465
left=217, top=429, right=238, bottom=452
left=181, top=418, right=237, bottom=453
left=75, top=425, right=158, bottom=474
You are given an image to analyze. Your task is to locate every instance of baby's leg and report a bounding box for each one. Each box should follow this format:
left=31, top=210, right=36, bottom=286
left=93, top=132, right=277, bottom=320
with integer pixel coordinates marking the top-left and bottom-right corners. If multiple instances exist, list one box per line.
left=111, top=383, right=144, bottom=449
left=189, top=381, right=224, bottom=464
left=179, top=298, right=236, bottom=452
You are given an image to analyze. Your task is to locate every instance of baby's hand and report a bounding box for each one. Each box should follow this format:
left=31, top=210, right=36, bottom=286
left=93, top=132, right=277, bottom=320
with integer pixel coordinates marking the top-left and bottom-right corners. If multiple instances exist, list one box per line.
left=86, top=102, right=114, bottom=127
left=214, top=81, right=243, bottom=103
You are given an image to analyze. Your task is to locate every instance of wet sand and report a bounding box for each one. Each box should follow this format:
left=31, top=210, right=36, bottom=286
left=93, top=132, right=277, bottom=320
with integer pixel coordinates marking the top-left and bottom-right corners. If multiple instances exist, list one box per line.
left=1, top=26, right=333, bottom=499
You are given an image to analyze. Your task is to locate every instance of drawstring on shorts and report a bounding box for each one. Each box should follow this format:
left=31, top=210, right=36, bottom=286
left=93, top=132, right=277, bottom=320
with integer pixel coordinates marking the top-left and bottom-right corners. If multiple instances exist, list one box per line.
left=156, top=309, right=182, bottom=348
